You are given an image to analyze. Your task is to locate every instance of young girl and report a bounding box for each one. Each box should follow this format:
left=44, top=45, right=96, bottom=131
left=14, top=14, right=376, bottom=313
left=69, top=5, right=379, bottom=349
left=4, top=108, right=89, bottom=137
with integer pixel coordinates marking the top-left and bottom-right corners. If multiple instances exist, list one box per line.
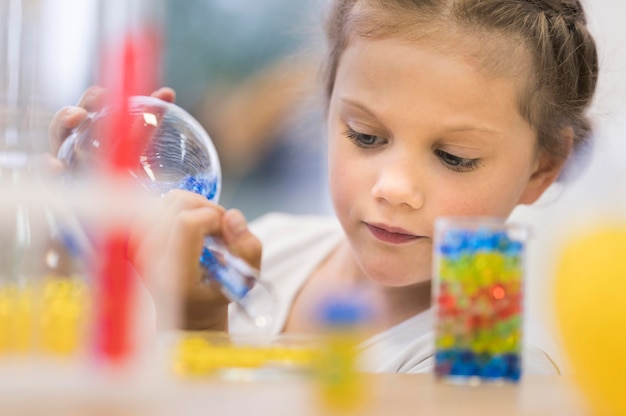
left=49, top=0, right=598, bottom=374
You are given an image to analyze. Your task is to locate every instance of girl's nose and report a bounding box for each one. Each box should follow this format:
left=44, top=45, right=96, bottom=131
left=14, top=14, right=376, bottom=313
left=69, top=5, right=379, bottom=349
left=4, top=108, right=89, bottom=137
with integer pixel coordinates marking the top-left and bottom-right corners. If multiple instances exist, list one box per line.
left=370, top=161, right=424, bottom=210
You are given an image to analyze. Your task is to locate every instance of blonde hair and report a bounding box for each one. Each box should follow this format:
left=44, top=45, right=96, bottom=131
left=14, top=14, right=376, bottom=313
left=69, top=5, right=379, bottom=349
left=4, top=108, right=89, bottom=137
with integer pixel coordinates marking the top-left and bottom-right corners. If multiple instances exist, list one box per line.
left=322, top=0, right=598, bottom=162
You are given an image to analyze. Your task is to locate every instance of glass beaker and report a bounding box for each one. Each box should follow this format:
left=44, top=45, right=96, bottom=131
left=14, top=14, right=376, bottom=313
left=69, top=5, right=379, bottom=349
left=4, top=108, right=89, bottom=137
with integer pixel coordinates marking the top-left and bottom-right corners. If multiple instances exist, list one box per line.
left=433, top=216, right=527, bottom=384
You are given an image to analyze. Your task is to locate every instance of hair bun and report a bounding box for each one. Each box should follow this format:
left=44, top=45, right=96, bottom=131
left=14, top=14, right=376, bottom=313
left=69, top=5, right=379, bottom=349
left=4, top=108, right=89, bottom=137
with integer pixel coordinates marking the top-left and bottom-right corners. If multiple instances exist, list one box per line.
left=562, top=0, right=586, bottom=25
left=532, top=0, right=587, bottom=25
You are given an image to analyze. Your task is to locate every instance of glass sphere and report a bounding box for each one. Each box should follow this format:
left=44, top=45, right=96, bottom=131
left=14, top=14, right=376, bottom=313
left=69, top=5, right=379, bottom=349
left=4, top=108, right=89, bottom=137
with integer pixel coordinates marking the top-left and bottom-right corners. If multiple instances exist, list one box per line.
left=57, top=95, right=276, bottom=329
left=58, top=96, right=221, bottom=202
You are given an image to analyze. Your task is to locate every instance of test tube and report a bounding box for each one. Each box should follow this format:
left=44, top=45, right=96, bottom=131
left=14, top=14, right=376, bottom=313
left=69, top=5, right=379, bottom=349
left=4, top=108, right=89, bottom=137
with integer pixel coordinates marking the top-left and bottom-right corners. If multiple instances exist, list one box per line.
left=432, top=217, right=527, bottom=383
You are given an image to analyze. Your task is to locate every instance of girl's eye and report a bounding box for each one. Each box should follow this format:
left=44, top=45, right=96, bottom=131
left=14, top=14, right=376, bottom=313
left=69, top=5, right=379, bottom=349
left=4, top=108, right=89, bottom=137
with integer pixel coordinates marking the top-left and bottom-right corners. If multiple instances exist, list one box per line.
left=434, top=149, right=481, bottom=172
left=344, top=128, right=387, bottom=148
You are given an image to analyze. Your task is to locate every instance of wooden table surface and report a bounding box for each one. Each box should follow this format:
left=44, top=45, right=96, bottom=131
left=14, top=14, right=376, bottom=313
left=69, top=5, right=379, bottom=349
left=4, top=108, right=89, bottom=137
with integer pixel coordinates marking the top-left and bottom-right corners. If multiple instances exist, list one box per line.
left=0, top=370, right=592, bottom=415
left=171, top=373, right=592, bottom=416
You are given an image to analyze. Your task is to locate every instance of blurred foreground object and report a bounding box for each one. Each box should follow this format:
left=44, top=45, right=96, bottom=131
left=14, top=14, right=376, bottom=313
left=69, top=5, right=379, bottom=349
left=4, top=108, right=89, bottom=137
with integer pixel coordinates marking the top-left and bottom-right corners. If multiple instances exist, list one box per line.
left=314, top=293, right=371, bottom=412
left=0, top=0, right=164, bottom=384
left=171, top=332, right=318, bottom=380
left=554, top=225, right=626, bottom=415
left=0, top=0, right=93, bottom=359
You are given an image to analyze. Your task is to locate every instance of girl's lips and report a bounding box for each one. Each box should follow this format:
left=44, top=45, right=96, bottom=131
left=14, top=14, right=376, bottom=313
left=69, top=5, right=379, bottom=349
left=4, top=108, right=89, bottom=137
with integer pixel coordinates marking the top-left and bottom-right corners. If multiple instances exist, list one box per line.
left=366, top=223, right=420, bottom=244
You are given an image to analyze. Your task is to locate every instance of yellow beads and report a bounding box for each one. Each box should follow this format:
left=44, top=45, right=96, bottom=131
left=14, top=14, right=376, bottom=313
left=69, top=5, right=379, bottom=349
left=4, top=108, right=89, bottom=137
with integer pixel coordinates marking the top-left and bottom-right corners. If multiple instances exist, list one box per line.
left=0, top=284, right=33, bottom=352
left=173, top=334, right=318, bottom=377
left=0, top=276, right=90, bottom=356
left=40, top=276, right=91, bottom=355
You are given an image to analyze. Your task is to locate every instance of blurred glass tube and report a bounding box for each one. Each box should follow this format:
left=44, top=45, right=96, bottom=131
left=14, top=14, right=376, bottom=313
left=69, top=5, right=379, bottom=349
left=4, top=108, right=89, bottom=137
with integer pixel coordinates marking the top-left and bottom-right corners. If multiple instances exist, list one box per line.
left=0, top=1, right=95, bottom=358
left=1, top=0, right=100, bottom=159
left=94, top=0, right=164, bottom=97
left=0, top=0, right=50, bottom=295
left=0, top=0, right=45, bottom=163
left=89, top=0, right=165, bottom=364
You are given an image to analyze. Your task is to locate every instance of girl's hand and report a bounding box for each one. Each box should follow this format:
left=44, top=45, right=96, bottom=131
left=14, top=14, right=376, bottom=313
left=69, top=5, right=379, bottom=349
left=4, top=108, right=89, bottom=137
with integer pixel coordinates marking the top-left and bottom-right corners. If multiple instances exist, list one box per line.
left=48, top=85, right=176, bottom=157
left=128, top=190, right=262, bottom=331
left=47, top=86, right=264, bottom=332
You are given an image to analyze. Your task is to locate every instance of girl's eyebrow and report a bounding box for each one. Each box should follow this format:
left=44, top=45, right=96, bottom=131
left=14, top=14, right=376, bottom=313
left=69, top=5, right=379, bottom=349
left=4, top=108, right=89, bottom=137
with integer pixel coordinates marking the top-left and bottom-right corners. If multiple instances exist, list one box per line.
left=339, top=97, right=380, bottom=119
left=339, top=97, right=393, bottom=135
left=340, top=97, right=503, bottom=136
left=446, top=124, right=503, bottom=135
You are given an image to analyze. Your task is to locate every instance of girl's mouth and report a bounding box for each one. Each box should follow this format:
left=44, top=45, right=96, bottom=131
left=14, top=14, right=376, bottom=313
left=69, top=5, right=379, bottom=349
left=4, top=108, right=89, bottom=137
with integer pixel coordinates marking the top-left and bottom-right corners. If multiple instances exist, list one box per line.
left=366, top=223, right=421, bottom=244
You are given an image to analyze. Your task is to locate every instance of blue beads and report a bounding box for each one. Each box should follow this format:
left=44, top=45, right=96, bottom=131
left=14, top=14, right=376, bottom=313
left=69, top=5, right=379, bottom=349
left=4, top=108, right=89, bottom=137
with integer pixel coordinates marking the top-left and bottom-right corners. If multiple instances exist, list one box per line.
left=199, top=246, right=251, bottom=299
left=438, top=226, right=521, bottom=256
left=435, top=349, right=521, bottom=381
left=450, top=350, right=480, bottom=377
left=318, top=296, right=371, bottom=327
left=177, top=175, right=219, bottom=201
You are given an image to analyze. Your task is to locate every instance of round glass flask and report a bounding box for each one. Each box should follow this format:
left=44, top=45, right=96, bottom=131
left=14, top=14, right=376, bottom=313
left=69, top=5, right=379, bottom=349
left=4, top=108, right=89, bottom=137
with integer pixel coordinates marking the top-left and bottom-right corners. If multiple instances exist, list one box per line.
left=57, top=96, right=275, bottom=329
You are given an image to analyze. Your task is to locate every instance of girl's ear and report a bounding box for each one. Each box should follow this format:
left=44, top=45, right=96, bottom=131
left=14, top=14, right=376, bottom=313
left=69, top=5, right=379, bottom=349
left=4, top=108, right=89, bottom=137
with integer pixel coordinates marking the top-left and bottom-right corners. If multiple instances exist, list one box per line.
left=518, top=126, right=574, bottom=205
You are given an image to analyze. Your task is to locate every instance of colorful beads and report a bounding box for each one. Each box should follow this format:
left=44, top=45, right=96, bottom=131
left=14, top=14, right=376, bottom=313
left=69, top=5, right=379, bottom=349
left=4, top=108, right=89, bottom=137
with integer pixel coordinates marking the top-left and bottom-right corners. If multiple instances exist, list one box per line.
left=434, top=219, right=525, bottom=383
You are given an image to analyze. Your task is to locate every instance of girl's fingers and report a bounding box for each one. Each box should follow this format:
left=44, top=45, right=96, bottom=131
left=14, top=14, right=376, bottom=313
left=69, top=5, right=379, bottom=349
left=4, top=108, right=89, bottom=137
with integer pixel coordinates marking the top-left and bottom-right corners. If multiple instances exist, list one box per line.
left=147, top=205, right=230, bottom=306
left=136, top=202, right=230, bottom=329
left=134, top=190, right=224, bottom=241
left=76, top=85, right=108, bottom=111
left=35, top=153, right=65, bottom=174
left=151, top=87, right=176, bottom=103
left=48, top=106, right=88, bottom=156
left=48, top=85, right=105, bottom=156
left=49, top=85, right=175, bottom=156
left=221, top=209, right=262, bottom=270
left=127, top=190, right=224, bottom=282
left=77, top=85, right=175, bottom=107
left=167, top=205, right=225, bottom=264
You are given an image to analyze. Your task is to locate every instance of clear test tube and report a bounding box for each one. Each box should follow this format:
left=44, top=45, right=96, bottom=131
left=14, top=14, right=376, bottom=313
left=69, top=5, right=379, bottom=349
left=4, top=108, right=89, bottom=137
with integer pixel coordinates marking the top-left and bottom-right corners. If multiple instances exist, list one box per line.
left=432, top=216, right=527, bottom=384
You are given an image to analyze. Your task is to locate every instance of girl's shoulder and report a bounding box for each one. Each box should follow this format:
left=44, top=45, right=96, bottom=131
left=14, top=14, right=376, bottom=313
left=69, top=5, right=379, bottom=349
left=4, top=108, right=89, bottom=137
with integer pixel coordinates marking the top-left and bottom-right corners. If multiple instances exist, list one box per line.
left=250, top=212, right=340, bottom=235
left=250, top=212, right=342, bottom=251
left=230, top=213, right=343, bottom=334
left=249, top=212, right=344, bottom=271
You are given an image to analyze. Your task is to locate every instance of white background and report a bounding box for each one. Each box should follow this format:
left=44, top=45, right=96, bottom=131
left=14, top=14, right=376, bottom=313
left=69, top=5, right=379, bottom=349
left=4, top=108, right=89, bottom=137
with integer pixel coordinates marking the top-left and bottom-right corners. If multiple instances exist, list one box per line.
left=513, top=0, right=626, bottom=372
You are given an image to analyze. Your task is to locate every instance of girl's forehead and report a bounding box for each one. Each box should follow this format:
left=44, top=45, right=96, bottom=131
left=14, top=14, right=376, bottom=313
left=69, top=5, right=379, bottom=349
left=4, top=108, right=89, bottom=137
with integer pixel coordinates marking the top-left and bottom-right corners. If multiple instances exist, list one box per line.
left=346, top=2, right=534, bottom=82
left=390, top=25, right=530, bottom=78
left=347, top=25, right=535, bottom=103
left=334, top=34, right=535, bottom=136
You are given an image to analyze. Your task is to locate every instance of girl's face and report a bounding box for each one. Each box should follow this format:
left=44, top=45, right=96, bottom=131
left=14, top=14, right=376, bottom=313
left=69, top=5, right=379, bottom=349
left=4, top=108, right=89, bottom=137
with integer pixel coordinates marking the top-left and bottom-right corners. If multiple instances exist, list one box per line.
left=327, top=35, right=559, bottom=288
